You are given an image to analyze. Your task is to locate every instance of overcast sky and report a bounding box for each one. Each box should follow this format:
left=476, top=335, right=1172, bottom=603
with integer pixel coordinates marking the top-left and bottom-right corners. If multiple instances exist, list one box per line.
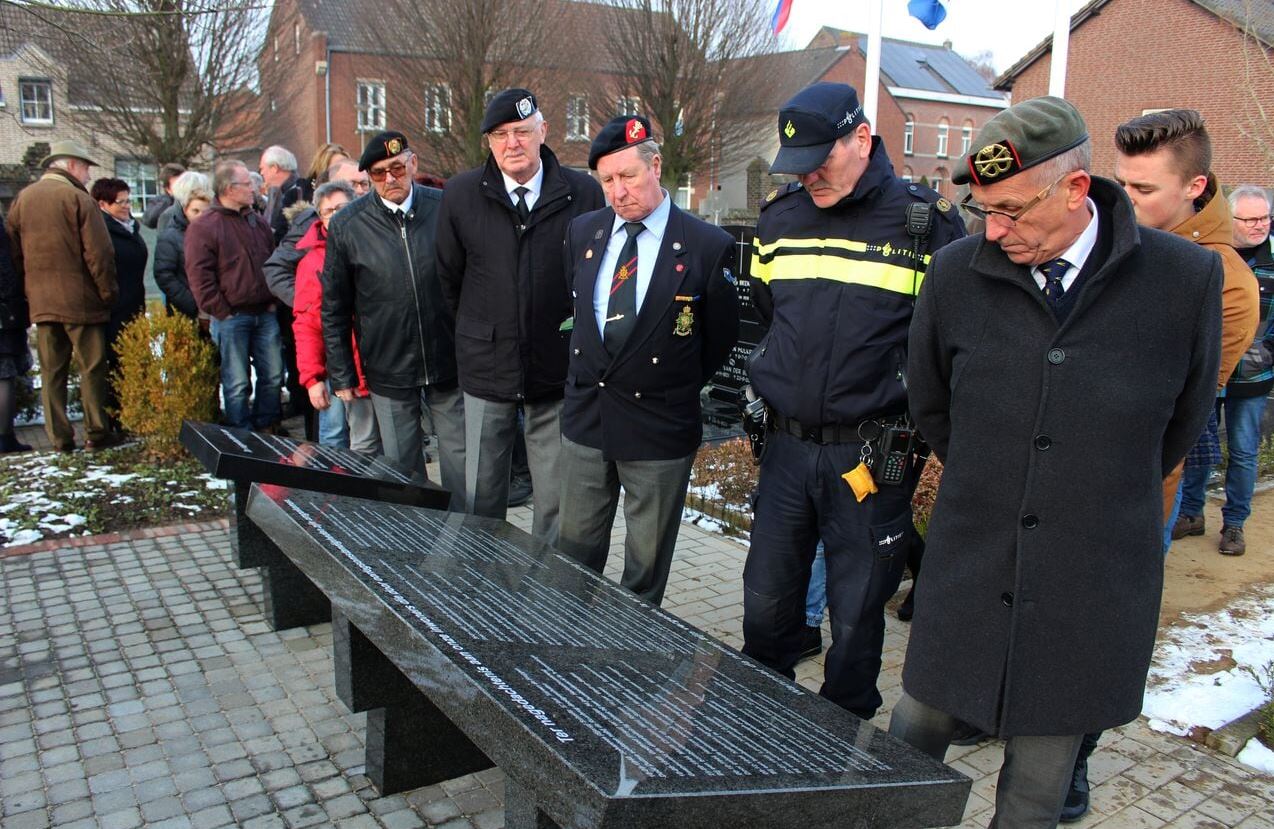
left=782, top=0, right=1091, bottom=75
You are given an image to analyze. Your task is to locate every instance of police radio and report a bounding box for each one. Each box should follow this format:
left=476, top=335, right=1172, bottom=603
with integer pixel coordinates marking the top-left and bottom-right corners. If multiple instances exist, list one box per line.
left=874, top=424, right=917, bottom=486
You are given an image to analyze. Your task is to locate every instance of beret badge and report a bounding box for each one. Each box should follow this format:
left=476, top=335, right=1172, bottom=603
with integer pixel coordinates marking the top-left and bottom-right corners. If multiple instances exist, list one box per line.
left=970, top=141, right=1021, bottom=184
left=626, top=118, right=647, bottom=143
left=516, top=96, right=534, bottom=119
left=385, top=136, right=404, bottom=156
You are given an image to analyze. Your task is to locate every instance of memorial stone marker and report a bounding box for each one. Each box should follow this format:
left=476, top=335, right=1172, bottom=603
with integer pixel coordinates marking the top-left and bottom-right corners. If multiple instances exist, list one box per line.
left=180, top=420, right=451, bottom=629
left=703, top=225, right=769, bottom=440
left=247, top=484, right=970, bottom=828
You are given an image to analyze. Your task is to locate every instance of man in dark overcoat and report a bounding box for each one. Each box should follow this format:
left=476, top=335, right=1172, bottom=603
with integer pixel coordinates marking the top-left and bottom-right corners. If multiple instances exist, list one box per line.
left=891, top=97, right=1222, bottom=827
left=557, top=115, right=739, bottom=606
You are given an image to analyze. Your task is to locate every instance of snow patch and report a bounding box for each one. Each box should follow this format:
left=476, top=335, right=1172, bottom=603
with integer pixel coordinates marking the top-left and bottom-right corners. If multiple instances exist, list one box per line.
left=1237, top=737, right=1274, bottom=775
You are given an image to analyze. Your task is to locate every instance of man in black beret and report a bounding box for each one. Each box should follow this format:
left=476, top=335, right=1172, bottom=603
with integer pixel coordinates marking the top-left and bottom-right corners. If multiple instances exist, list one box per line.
left=436, top=89, right=603, bottom=540
left=892, top=96, right=1222, bottom=826
left=556, top=115, right=738, bottom=605
left=321, top=130, right=465, bottom=499
left=740, top=82, right=964, bottom=727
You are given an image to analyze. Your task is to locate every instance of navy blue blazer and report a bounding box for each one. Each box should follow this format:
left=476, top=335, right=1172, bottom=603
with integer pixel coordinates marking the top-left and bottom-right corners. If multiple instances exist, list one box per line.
left=562, top=202, right=739, bottom=461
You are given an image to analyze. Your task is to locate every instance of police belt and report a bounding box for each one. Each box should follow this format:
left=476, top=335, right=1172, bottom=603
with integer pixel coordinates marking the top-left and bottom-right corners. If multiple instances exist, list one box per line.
left=768, top=412, right=908, bottom=445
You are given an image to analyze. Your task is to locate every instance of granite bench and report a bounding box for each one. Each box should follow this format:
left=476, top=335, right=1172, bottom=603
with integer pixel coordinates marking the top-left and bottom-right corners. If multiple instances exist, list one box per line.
left=245, top=483, right=970, bottom=828
left=180, top=420, right=451, bottom=630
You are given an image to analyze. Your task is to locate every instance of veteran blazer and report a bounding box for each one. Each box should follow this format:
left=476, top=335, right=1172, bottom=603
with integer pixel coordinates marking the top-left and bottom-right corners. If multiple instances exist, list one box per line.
left=562, top=202, right=739, bottom=461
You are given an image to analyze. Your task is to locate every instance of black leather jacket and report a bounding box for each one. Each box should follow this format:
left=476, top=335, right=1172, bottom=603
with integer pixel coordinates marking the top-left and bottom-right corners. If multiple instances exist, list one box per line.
left=320, top=185, right=457, bottom=396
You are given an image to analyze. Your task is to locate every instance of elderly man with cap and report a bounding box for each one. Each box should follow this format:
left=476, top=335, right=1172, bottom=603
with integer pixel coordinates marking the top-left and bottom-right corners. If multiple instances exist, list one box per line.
left=6, top=140, right=119, bottom=452
left=890, top=97, right=1222, bottom=827
left=557, top=115, right=738, bottom=606
left=740, top=82, right=964, bottom=720
left=435, top=89, right=603, bottom=540
left=321, top=131, right=464, bottom=498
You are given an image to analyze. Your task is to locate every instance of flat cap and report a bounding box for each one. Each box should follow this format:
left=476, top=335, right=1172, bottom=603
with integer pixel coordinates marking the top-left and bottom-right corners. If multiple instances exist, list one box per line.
left=481, top=88, right=538, bottom=133
left=954, top=96, right=1089, bottom=186
left=358, top=130, right=409, bottom=172
left=770, top=82, right=865, bottom=175
left=40, top=139, right=101, bottom=169
left=588, top=115, right=655, bottom=169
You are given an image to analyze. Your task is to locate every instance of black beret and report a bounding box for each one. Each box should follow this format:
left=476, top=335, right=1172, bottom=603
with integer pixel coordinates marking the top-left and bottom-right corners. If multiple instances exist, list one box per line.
left=588, top=115, right=655, bottom=169
left=953, top=96, right=1089, bottom=186
left=358, top=131, right=410, bottom=172
left=481, top=88, right=538, bottom=133
left=770, top=82, right=865, bottom=175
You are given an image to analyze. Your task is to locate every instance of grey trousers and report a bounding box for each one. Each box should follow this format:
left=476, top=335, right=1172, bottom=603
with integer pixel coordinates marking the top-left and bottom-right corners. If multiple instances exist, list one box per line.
left=557, top=436, right=694, bottom=606
left=371, top=385, right=465, bottom=507
left=463, top=393, right=563, bottom=542
left=889, top=691, right=1083, bottom=829
left=345, top=396, right=381, bottom=455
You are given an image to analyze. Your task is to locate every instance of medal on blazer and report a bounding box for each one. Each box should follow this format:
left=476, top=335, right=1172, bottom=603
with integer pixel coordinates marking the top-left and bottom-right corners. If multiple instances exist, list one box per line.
left=674, top=304, right=694, bottom=336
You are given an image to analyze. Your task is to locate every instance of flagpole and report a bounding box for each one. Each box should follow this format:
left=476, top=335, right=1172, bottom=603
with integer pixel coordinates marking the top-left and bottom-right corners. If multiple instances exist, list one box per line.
left=1049, top=0, right=1071, bottom=97
left=863, top=0, right=883, bottom=125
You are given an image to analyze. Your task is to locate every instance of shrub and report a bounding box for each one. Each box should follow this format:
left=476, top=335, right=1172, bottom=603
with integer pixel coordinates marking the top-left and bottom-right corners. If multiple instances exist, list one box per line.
left=1243, top=661, right=1274, bottom=749
left=112, top=303, right=218, bottom=459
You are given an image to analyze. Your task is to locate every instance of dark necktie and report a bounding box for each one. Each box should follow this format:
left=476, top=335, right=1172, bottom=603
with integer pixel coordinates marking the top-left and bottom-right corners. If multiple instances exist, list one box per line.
left=604, top=221, right=644, bottom=355
left=513, top=186, right=530, bottom=224
left=1039, top=257, right=1072, bottom=310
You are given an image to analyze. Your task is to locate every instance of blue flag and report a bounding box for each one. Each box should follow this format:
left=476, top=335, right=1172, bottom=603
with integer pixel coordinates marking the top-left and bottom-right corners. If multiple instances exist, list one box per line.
left=908, top=0, right=948, bottom=29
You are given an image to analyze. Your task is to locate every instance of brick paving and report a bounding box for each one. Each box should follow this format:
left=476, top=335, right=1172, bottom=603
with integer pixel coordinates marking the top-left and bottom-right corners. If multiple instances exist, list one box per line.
left=2, top=497, right=1272, bottom=828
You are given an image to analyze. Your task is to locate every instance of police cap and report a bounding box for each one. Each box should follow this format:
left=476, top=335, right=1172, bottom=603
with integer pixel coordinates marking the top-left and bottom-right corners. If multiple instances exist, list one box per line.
left=769, top=82, right=866, bottom=175
left=954, top=96, right=1089, bottom=186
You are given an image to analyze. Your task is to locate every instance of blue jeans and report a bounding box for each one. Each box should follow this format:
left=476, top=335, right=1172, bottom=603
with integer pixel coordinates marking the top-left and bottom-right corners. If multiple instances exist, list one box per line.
left=806, top=541, right=827, bottom=627
left=1164, top=478, right=1183, bottom=554
left=318, top=380, right=349, bottom=448
left=1181, top=394, right=1267, bottom=528
left=211, top=311, right=283, bottom=430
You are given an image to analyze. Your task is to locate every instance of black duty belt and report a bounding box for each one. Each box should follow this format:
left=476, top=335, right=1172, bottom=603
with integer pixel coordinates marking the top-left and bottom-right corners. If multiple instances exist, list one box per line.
left=769, top=412, right=908, bottom=445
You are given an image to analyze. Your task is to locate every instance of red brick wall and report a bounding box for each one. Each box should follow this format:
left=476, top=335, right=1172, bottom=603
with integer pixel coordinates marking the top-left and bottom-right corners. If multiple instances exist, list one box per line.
left=1008, top=0, right=1274, bottom=188
left=898, top=98, right=1002, bottom=197
left=257, top=0, right=325, bottom=173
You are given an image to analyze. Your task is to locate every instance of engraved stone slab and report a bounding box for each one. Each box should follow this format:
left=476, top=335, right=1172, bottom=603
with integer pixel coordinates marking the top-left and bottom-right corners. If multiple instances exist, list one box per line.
left=247, top=485, right=970, bottom=828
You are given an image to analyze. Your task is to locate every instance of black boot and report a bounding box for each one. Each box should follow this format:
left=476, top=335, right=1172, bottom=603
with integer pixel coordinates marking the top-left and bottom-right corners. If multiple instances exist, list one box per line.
left=897, top=586, right=916, bottom=621
left=797, top=625, right=822, bottom=662
left=1060, top=731, right=1101, bottom=823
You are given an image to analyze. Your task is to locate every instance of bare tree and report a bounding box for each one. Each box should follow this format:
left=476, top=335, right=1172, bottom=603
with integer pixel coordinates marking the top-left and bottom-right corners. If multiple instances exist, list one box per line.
left=602, top=0, right=780, bottom=190
left=1234, top=0, right=1274, bottom=176
left=962, top=49, right=997, bottom=84
left=7, top=0, right=269, bottom=165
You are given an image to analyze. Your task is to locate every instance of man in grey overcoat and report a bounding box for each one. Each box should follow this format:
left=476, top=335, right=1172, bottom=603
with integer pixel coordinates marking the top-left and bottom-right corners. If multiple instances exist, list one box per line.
left=890, top=97, right=1222, bottom=827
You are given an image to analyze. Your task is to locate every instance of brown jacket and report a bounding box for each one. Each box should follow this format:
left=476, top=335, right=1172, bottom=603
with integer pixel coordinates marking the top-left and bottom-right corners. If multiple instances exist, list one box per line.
left=1162, top=175, right=1260, bottom=517
left=6, top=168, right=117, bottom=325
left=184, top=199, right=276, bottom=321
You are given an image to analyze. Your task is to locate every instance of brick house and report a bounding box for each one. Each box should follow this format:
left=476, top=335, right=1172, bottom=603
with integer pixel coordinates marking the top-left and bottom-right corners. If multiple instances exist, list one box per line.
left=0, top=5, right=159, bottom=213
left=994, top=0, right=1274, bottom=189
left=713, top=28, right=1006, bottom=219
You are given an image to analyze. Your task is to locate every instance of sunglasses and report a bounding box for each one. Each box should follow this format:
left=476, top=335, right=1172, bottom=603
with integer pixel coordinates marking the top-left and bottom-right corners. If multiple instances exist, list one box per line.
left=368, top=159, right=410, bottom=183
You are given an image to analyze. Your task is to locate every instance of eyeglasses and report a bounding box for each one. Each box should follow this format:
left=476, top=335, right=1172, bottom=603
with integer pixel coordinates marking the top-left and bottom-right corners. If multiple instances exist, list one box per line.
left=229, top=179, right=254, bottom=189
left=488, top=127, right=536, bottom=144
left=368, top=160, right=409, bottom=182
left=1235, top=214, right=1272, bottom=228
left=112, top=197, right=131, bottom=206
left=351, top=180, right=371, bottom=193
left=319, top=202, right=348, bottom=219
left=960, top=171, right=1071, bottom=225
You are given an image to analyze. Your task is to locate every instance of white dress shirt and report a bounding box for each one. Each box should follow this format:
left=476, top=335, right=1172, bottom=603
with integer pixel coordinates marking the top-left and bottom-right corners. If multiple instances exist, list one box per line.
left=592, top=191, right=672, bottom=335
left=1031, top=197, right=1099, bottom=291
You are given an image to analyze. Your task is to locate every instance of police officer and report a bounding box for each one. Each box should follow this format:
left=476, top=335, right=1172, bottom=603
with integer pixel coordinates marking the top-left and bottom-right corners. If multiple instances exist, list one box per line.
left=741, top=83, right=965, bottom=720
left=557, top=115, right=739, bottom=606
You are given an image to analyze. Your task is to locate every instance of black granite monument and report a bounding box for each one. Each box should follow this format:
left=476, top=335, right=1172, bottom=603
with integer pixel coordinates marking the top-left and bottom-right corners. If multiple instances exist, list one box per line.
left=702, top=225, right=768, bottom=440
left=246, top=485, right=970, bottom=828
left=180, top=420, right=451, bottom=630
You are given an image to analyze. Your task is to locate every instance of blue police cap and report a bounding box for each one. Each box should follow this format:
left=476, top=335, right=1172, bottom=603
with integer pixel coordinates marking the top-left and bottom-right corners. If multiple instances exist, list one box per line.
left=770, top=83, right=866, bottom=175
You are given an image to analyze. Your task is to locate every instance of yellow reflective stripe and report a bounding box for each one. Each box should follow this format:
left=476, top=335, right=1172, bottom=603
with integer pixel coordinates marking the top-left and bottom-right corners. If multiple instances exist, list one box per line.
left=761, top=254, right=926, bottom=296
left=754, top=237, right=871, bottom=257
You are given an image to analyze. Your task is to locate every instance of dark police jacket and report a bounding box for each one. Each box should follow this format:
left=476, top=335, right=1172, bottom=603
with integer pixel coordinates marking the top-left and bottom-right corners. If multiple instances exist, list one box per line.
left=563, top=202, right=739, bottom=461
left=321, top=185, right=457, bottom=397
left=747, top=138, right=965, bottom=428
left=436, top=146, right=604, bottom=403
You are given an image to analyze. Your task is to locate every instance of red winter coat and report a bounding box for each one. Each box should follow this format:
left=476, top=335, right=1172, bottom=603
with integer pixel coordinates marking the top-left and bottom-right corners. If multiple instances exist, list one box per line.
left=293, top=221, right=369, bottom=395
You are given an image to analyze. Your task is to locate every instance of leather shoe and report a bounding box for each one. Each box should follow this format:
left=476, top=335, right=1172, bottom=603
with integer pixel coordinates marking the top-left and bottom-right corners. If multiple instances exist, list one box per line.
left=1219, top=525, right=1246, bottom=556
left=1171, top=513, right=1205, bottom=539
left=897, top=585, right=916, bottom=621
left=949, top=721, right=989, bottom=746
left=84, top=432, right=123, bottom=452
left=508, top=474, right=533, bottom=508
left=1059, top=754, right=1090, bottom=823
left=797, top=625, right=822, bottom=663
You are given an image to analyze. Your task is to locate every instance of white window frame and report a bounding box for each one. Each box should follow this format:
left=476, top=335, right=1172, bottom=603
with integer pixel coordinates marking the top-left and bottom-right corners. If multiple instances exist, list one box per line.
left=114, top=159, right=158, bottom=216
left=357, top=81, right=386, bottom=132
left=961, top=124, right=973, bottom=156
left=616, top=96, right=640, bottom=116
left=566, top=95, right=589, bottom=142
left=19, top=78, right=52, bottom=125
left=936, top=121, right=949, bottom=158
left=930, top=177, right=944, bottom=194
left=425, top=83, right=451, bottom=134
left=903, top=117, right=914, bottom=155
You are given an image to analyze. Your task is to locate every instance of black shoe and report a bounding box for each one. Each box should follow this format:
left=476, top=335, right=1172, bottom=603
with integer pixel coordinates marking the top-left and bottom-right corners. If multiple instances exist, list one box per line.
left=949, top=721, right=989, bottom=746
left=0, top=434, right=32, bottom=453
left=897, top=586, right=916, bottom=621
left=1059, top=754, right=1090, bottom=823
left=797, top=625, right=822, bottom=663
left=507, top=474, right=533, bottom=508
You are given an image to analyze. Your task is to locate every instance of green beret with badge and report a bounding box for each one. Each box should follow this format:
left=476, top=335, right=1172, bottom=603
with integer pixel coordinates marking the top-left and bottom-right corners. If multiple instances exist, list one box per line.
left=953, top=96, right=1089, bottom=186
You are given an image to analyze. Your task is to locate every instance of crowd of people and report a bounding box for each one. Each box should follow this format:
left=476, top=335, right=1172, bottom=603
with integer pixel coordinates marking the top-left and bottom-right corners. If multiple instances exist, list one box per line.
left=1, top=83, right=1270, bottom=829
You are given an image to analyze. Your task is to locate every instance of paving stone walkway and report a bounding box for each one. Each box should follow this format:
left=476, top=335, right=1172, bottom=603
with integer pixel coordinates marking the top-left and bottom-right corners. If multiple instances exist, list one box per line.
left=1, top=502, right=1272, bottom=829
